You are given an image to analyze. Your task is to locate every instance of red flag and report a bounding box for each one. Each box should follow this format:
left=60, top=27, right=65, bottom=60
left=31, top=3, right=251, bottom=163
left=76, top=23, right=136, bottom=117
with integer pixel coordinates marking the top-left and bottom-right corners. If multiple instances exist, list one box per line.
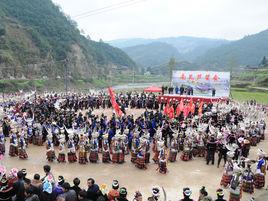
left=108, top=87, right=122, bottom=117
left=169, top=106, right=174, bottom=119
left=198, top=101, right=203, bottom=117
left=189, top=98, right=195, bottom=114
left=164, top=104, right=169, bottom=116
left=176, top=99, right=184, bottom=116
left=183, top=105, right=190, bottom=117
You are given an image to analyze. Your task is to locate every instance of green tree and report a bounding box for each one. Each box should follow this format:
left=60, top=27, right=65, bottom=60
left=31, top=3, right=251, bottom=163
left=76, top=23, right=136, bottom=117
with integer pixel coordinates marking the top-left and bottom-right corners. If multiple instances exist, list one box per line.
left=259, top=56, right=268, bottom=67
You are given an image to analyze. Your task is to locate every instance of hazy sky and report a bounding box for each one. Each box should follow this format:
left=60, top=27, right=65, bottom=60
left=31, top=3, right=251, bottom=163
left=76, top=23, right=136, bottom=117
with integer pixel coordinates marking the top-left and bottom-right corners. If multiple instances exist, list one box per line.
left=52, top=0, right=268, bottom=41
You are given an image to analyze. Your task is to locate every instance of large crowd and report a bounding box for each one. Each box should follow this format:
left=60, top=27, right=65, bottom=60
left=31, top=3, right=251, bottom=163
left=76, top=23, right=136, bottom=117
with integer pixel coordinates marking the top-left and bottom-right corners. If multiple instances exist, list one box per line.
left=0, top=164, right=231, bottom=201
left=0, top=91, right=267, bottom=201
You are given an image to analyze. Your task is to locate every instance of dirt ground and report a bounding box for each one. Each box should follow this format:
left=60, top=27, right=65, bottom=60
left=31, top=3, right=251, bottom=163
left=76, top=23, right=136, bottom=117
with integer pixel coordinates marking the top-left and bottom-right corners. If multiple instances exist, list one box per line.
left=1, top=108, right=268, bottom=201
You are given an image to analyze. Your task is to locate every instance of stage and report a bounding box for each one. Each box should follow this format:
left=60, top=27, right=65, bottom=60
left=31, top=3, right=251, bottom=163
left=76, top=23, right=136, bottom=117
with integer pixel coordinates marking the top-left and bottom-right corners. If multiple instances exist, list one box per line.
left=158, top=94, right=229, bottom=103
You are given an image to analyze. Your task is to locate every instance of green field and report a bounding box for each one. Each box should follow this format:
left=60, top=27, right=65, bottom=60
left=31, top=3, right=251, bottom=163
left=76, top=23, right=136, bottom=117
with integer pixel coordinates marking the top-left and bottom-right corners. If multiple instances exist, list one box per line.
left=231, top=88, right=268, bottom=104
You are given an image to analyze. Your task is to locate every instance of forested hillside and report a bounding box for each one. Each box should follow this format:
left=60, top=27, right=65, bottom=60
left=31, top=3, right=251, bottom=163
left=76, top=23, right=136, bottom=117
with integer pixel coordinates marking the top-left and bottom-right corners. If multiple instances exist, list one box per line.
left=0, top=0, right=136, bottom=79
left=196, top=29, right=268, bottom=68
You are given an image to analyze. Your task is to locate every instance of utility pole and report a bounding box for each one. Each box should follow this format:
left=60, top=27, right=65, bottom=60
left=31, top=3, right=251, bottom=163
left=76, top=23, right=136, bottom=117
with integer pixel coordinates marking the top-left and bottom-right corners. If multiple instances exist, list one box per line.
left=132, top=66, right=135, bottom=84
left=64, top=59, right=68, bottom=94
left=168, top=58, right=176, bottom=86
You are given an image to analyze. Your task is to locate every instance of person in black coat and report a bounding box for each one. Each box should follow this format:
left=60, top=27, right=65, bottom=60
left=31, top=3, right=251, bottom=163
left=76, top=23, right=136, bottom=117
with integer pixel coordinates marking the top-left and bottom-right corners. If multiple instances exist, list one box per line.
left=217, top=140, right=228, bottom=168
left=86, top=178, right=100, bottom=201
left=206, top=137, right=217, bottom=165
left=12, top=171, right=25, bottom=201
left=71, top=178, right=81, bottom=200
left=2, top=117, right=10, bottom=137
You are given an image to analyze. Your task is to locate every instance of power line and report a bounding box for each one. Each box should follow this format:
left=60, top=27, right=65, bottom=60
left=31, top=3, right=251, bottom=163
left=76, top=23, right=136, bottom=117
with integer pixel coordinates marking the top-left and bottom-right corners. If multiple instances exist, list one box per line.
left=73, top=0, right=138, bottom=18
left=75, top=0, right=147, bottom=19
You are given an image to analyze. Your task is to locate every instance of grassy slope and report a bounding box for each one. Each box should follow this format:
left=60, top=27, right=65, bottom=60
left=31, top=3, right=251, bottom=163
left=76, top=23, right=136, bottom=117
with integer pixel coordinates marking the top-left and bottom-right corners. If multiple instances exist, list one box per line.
left=231, top=88, right=268, bottom=104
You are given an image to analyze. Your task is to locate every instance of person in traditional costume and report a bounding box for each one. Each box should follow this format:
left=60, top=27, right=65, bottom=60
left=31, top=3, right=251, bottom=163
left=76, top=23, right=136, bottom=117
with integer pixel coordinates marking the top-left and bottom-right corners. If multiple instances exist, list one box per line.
left=102, top=133, right=110, bottom=163
left=26, top=124, right=34, bottom=144
left=18, top=131, right=28, bottom=159
left=152, top=133, right=162, bottom=164
left=228, top=163, right=242, bottom=201
left=57, top=134, right=66, bottom=163
left=196, top=131, right=205, bottom=157
left=147, top=187, right=160, bottom=201
left=168, top=132, right=178, bottom=162
left=89, top=132, right=99, bottom=163
left=0, top=127, right=5, bottom=155
left=123, top=130, right=129, bottom=155
left=144, top=133, right=151, bottom=164
left=46, top=133, right=56, bottom=162
left=254, top=149, right=266, bottom=189
left=242, top=164, right=254, bottom=194
left=131, top=132, right=139, bottom=163
left=158, top=140, right=167, bottom=174
left=67, top=132, right=77, bottom=163
left=135, top=138, right=146, bottom=169
left=249, top=124, right=257, bottom=146
left=112, top=134, right=120, bottom=163
left=215, top=188, right=226, bottom=201
left=7, top=168, right=18, bottom=187
left=9, top=129, right=18, bottom=157
left=241, top=139, right=250, bottom=158
left=180, top=137, right=193, bottom=161
left=51, top=122, right=60, bottom=146
left=118, top=134, right=125, bottom=164
left=220, top=155, right=234, bottom=187
left=24, top=114, right=34, bottom=144
left=78, top=133, right=88, bottom=164
left=32, top=123, right=38, bottom=145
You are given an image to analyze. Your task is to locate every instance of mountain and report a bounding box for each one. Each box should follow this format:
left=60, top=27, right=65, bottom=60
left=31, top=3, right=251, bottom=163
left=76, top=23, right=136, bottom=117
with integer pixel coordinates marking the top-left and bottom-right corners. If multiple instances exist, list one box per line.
left=109, top=36, right=229, bottom=61
left=0, top=0, right=136, bottom=80
left=123, top=42, right=183, bottom=68
left=157, top=37, right=229, bottom=61
left=108, top=38, right=154, bottom=49
left=196, top=29, right=268, bottom=69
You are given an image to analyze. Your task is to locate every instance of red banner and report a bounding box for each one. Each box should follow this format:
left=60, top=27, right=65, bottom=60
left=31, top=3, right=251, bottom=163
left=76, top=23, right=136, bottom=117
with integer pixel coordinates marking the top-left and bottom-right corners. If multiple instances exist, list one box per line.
left=198, top=101, right=204, bottom=117
left=108, top=87, right=122, bottom=117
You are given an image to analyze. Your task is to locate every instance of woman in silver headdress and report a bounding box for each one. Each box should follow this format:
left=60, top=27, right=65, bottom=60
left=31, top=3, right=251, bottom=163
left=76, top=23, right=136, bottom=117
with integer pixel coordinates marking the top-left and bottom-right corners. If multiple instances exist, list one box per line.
left=242, top=164, right=254, bottom=194
left=135, top=138, right=147, bottom=169
left=46, top=133, right=56, bottom=162
left=9, top=128, right=18, bottom=157
left=89, top=132, right=99, bottom=163
left=102, top=133, right=110, bottom=163
left=168, top=132, right=178, bottom=162
left=18, top=129, right=28, bottom=159
left=57, top=134, right=66, bottom=163
left=78, top=133, right=88, bottom=164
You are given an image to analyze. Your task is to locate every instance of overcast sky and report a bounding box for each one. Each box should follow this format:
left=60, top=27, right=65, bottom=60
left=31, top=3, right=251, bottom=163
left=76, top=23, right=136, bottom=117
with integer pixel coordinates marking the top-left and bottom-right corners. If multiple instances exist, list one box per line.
left=52, top=0, right=268, bottom=41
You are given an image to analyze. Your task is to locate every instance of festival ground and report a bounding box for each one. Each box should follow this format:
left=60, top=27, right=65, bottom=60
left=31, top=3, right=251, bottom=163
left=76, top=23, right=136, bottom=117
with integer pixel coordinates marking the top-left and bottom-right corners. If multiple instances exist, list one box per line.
left=1, top=108, right=268, bottom=201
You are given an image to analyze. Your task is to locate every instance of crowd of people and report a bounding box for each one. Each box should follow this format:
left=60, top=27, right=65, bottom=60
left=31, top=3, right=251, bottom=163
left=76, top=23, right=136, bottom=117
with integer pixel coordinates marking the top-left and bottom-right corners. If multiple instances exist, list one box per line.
left=0, top=164, right=232, bottom=201
left=0, top=91, right=267, bottom=201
